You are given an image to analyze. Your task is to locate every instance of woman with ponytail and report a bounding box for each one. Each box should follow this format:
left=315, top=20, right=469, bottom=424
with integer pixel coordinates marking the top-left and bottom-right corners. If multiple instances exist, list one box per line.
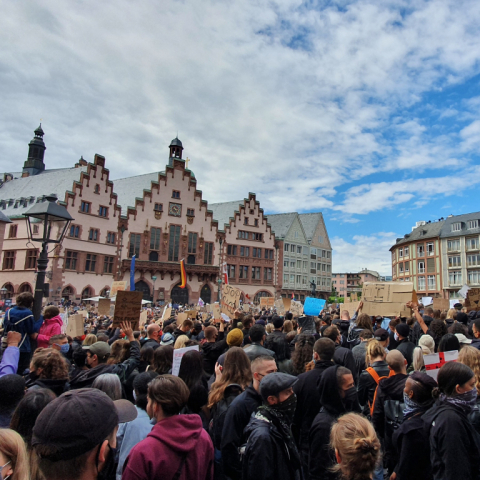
left=330, top=412, right=381, bottom=480
left=423, top=361, right=480, bottom=480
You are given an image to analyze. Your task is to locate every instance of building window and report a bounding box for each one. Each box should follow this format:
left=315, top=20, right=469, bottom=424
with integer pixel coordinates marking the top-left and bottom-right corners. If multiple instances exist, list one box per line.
left=467, top=254, right=480, bottom=267
left=468, top=220, right=479, bottom=230
left=240, top=246, right=250, bottom=257
left=427, top=243, right=434, bottom=256
left=69, top=225, right=80, bottom=238
left=451, top=222, right=462, bottom=232
left=98, top=206, right=108, bottom=217
left=418, top=261, right=425, bottom=274
left=172, top=190, right=180, bottom=199
left=129, top=233, right=141, bottom=258
left=80, top=201, right=91, bottom=213
left=107, top=232, right=116, bottom=244
left=252, top=267, right=261, bottom=280
left=417, top=244, right=424, bottom=256
left=33, top=225, right=39, bottom=234
left=297, top=246, right=302, bottom=254
left=448, top=256, right=461, bottom=268
left=150, top=228, right=161, bottom=250
left=318, top=235, right=323, bottom=243
left=290, top=274, right=295, bottom=283
left=427, top=275, right=436, bottom=290
left=284, top=258, right=289, bottom=268
left=264, top=268, right=272, bottom=280
left=254, top=219, right=259, bottom=227
left=8, top=225, right=17, bottom=238
left=290, top=244, right=296, bottom=253
left=88, top=229, right=99, bottom=242
left=468, top=270, right=480, bottom=285
left=449, top=271, right=462, bottom=285
left=405, top=261, right=409, bottom=272
left=227, top=245, right=237, bottom=256
left=447, top=239, right=460, bottom=251
left=2, top=251, right=15, bottom=270
left=284, top=243, right=289, bottom=251
left=85, top=254, right=97, bottom=272
left=399, top=263, right=404, bottom=273
left=154, top=203, right=163, bottom=212
left=327, top=265, right=331, bottom=273
left=94, top=184, right=100, bottom=194
left=238, top=231, right=248, bottom=240
left=25, top=250, right=38, bottom=269
left=303, top=246, right=309, bottom=256
left=303, top=275, right=308, bottom=285
left=188, top=233, right=197, bottom=254
left=403, top=247, right=409, bottom=257
left=104, top=256, right=114, bottom=274
left=239, top=265, right=249, bottom=279
left=418, top=276, right=426, bottom=290
left=283, top=274, right=288, bottom=284
left=399, top=248, right=403, bottom=258
left=228, top=264, right=236, bottom=279
left=204, top=242, right=213, bottom=265
left=65, top=251, right=78, bottom=270
left=290, top=261, right=295, bottom=268
left=466, top=238, right=479, bottom=250
left=187, top=208, right=195, bottom=216
left=244, top=217, right=249, bottom=225
left=168, top=226, right=181, bottom=262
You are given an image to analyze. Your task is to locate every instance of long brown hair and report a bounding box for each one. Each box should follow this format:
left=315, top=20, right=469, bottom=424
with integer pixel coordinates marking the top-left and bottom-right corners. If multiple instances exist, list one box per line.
left=0, top=428, right=30, bottom=480
left=291, top=334, right=315, bottom=375
left=458, top=346, right=480, bottom=394
left=107, top=339, right=131, bottom=364
left=208, top=347, right=252, bottom=408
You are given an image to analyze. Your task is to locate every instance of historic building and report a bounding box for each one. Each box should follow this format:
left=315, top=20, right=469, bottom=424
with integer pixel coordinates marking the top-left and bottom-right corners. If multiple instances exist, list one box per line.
left=332, top=268, right=380, bottom=299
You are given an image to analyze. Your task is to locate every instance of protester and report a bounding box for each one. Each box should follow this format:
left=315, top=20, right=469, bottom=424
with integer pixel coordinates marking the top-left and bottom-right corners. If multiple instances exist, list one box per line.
left=411, top=347, right=426, bottom=372
left=242, top=324, right=275, bottom=362
left=138, top=346, right=154, bottom=373
left=437, top=333, right=460, bottom=352
left=330, top=412, right=381, bottom=480
left=0, top=375, right=25, bottom=428
left=242, top=373, right=302, bottom=480
left=202, top=320, right=227, bottom=375
left=264, top=316, right=291, bottom=359
left=0, top=428, right=30, bottom=480
left=160, top=332, right=175, bottom=346
left=394, top=323, right=415, bottom=368
left=220, top=355, right=277, bottom=480
left=423, top=361, right=480, bottom=480
left=26, top=348, right=69, bottom=396
left=458, top=345, right=480, bottom=435
left=92, top=373, right=122, bottom=400
left=33, top=306, right=63, bottom=349
left=122, top=375, right=214, bottom=480
left=174, top=334, right=190, bottom=349
left=0, top=331, right=21, bottom=377
left=352, top=329, right=373, bottom=376
left=347, top=311, right=373, bottom=349
left=418, top=334, right=435, bottom=355
left=173, top=319, right=194, bottom=340
left=291, top=334, right=315, bottom=376
left=32, top=388, right=137, bottom=480
left=83, top=334, right=98, bottom=346
left=323, top=325, right=357, bottom=383
left=391, top=372, right=437, bottom=480
left=140, top=324, right=161, bottom=350
left=151, top=345, right=173, bottom=374
left=309, top=365, right=360, bottom=480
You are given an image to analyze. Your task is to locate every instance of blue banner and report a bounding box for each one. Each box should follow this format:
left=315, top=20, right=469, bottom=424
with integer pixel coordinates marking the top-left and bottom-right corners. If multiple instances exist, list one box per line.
left=303, top=297, right=326, bottom=316
left=130, top=255, right=136, bottom=291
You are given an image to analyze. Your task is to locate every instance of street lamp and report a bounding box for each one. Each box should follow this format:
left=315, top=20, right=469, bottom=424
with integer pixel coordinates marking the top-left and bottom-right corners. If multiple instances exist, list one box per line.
left=105, top=290, right=110, bottom=299
left=151, top=276, right=157, bottom=303
left=23, top=194, right=73, bottom=320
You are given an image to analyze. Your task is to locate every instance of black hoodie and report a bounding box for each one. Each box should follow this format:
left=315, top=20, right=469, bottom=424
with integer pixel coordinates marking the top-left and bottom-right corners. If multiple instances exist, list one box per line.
left=308, top=365, right=360, bottom=480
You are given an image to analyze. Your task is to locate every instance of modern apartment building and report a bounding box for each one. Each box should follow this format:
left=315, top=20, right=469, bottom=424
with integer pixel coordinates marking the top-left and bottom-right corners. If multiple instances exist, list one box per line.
left=332, top=268, right=380, bottom=298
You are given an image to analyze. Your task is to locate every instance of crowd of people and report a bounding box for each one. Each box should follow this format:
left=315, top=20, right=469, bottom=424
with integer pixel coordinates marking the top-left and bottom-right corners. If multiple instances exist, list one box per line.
left=1, top=291, right=480, bottom=480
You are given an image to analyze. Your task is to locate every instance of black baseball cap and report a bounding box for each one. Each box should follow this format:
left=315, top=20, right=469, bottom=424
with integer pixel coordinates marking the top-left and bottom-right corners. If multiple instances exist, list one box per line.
left=374, top=328, right=389, bottom=342
left=32, top=388, right=137, bottom=461
left=259, top=372, right=297, bottom=402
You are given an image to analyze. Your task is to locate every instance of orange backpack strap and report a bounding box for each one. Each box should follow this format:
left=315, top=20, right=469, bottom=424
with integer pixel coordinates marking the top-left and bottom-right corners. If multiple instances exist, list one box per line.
left=366, top=367, right=381, bottom=384
left=367, top=367, right=395, bottom=417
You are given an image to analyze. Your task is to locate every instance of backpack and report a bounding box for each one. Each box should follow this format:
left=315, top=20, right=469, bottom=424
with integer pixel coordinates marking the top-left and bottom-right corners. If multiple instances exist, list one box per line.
left=366, top=367, right=395, bottom=417
left=384, top=399, right=404, bottom=439
left=208, top=383, right=244, bottom=450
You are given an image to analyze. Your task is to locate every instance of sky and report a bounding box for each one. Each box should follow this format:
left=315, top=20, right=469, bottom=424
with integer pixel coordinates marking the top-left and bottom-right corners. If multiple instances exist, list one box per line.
left=1, top=0, right=480, bottom=276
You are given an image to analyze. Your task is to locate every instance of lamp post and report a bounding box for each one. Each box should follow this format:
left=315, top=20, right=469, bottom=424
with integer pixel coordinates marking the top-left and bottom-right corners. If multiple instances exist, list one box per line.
left=151, top=275, right=157, bottom=303
left=23, top=194, right=73, bottom=320
left=217, top=238, right=223, bottom=302
left=105, top=290, right=110, bottom=299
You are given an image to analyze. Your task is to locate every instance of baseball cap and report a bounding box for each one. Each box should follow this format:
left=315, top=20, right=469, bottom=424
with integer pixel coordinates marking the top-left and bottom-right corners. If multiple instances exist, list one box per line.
left=374, top=328, right=389, bottom=342
left=455, top=333, right=472, bottom=345
left=82, top=341, right=110, bottom=358
left=395, top=323, right=410, bottom=338
left=32, top=389, right=137, bottom=461
left=259, top=372, right=298, bottom=402
left=160, top=333, right=175, bottom=345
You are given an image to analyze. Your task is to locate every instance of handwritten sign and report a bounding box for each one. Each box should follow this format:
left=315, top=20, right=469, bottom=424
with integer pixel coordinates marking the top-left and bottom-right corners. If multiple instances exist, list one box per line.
left=110, top=281, right=127, bottom=297
left=66, top=314, right=84, bottom=338
left=466, top=288, right=480, bottom=312
left=177, top=312, right=188, bottom=325
left=304, top=297, right=326, bottom=316
left=139, top=310, right=148, bottom=328
left=221, top=285, right=242, bottom=317
left=260, top=297, right=275, bottom=308
left=212, top=304, right=221, bottom=320
left=275, top=298, right=285, bottom=315
left=186, top=310, right=197, bottom=319
left=282, top=298, right=292, bottom=311
left=162, top=307, right=172, bottom=321
left=172, top=345, right=200, bottom=376
left=112, top=290, right=143, bottom=330
left=432, top=298, right=449, bottom=311
left=98, top=298, right=111, bottom=315
left=290, top=300, right=304, bottom=316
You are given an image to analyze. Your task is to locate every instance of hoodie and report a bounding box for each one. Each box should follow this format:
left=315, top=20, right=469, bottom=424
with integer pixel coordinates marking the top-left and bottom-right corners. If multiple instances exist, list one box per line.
left=122, top=414, right=214, bottom=480
left=37, top=315, right=63, bottom=348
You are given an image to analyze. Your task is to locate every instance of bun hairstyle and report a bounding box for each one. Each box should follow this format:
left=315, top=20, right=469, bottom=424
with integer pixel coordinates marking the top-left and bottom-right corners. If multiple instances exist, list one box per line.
left=432, top=361, right=474, bottom=399
left=330, top=412, right=381, bottom=480
left=365, top=339, right=385, bottom=366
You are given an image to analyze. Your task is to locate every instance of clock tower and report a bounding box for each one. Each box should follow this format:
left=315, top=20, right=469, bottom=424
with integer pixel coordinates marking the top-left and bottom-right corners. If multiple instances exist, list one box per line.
left=168, top=136, right=183, bottom=166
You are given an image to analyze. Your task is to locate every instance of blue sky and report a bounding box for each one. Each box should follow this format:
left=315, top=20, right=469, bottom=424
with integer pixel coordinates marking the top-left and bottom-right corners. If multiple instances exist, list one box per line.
left=1, top=0, right=480, bottom=276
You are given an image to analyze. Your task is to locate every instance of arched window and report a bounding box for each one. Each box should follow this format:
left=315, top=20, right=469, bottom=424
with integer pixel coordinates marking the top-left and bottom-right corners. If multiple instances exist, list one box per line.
left=149, top=251, right=159, bottom=261
left=200, top=284, right=211, bottom=304
left=135, top=280, right=152, bottom=302
left=2, top=283, right=14, bottom=299
left=19, top=283, right=32, bottom=294
left=254, top=291, right=272, bottom=304
left=62, top=286, right=74, bottom=300
left=81, top=287, right=93, bottom=301
left=171, top=284, right=189, bottom=306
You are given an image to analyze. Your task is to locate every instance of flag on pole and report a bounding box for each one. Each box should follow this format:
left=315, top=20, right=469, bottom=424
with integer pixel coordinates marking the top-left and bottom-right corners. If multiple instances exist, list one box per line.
left=223, top=262, right=229, bottom=285
left=291, top=292, right=295, bottom=301
left=179, top=259, right=187, bottom=289
left=198, top=298, right=205, bottom=307
left=130, top=255, right=136, bottom=291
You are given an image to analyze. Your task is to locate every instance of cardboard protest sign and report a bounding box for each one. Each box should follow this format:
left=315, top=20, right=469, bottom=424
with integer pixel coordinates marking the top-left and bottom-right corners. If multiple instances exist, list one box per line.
left=110, top=281, right=127, bottom=297
left=260, top=297, right=275, bottom=308
left=361, top=282, right=413, bottom=317
left=59, top=307, right=65, bottom=313
left=66, top=314, right=84, bottom=338
left=433, top=298, right=450, bottom=311
left=112, top=291, right=143, bottom=330
left=274, top=298, right=285, bottom=315
left=212, top=304, right=221, bottom=320
left=466, top=288, right=480, bottom=312
left=304, top=297, right=326, bottom=316
left=172, top=345, right=200, bottom=376
left=78, top=310, right=89, bottom=319
left=139, top=310, right=148, bottom=328
left=290, top=300, right=304, bottom=316
left=350, top=292, right=358, bottom=302
left=186, top=310, right=197, bottom=319
left=177, top=313, right=188, bottom=325
left=242, top=303, right=252, bottom=313
left=98, top=298, right=111, bottom=316
left=282, top=298, right=292, bottom=311
left=162, top=307, right=172, bottom=321
left=202, top=313, right=209, bottom=321
left=221, top=285, right=242, bottom=318
left=339, top=301, right=360, bottom=318
left=424, top=350, right=458, bottom=381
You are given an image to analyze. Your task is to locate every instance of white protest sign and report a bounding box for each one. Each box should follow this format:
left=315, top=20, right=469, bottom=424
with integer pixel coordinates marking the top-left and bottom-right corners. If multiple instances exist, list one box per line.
left=424, top=350, right=458, bottom=381
left=421, top=297, right=433, bottom=306
left=172, top=345, right=200, bottom=376
left=450, top=299, right=458, bottom=309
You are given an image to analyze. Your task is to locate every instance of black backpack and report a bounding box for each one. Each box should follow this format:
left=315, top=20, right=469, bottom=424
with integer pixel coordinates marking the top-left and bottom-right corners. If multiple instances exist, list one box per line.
left=384, top=399, right=404, bottom=439
left=209, top=384, right=244, bottom=449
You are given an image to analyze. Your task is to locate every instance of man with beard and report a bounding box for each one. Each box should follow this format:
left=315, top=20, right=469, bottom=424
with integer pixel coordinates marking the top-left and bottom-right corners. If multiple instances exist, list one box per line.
left=242, top=373, right=302, bottom=480
left=308, top=365, right=360, bottom=480
left=32, top=388, right=137, bottom=480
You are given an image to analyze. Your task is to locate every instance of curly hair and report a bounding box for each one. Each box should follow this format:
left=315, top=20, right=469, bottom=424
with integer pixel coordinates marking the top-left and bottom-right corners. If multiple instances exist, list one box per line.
left=291, top=334, right=315, bottom=375
left=107, top=339, right=131, bottom=365
left=208, top=347, right=252, bottom=408
left=356, top=314, right=373, bottom=332
left=458, top=346, right=480, bottom=394
left=30, top=349, right=69, bottom=380
left=429, top=319, right=448, bottom=341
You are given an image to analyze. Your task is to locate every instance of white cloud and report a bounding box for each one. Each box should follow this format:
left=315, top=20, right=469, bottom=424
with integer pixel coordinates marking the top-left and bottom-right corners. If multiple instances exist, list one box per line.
left=331, top=232, right=398, bottom=276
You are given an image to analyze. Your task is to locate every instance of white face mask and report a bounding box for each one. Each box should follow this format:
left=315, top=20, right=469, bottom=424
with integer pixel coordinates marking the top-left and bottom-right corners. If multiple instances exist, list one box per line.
left=133, top=391, right=137, bottom=402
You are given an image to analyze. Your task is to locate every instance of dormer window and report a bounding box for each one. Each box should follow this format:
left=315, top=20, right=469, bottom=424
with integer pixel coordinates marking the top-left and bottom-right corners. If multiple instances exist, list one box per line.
left=468, top=220, right=478, bottom=230
left=452, top=222, right=462, bottom=232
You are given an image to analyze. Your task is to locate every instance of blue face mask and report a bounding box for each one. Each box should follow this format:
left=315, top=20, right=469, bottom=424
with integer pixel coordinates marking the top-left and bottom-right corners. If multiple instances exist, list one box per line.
left=59, top=343, right=70, bottom=354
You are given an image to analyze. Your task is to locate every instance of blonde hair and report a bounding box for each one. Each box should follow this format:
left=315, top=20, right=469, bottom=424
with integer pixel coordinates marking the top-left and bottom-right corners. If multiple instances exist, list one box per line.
left=365, top=339, right=385, bottom=367
left=446, top=309, right=456, bottom=320
left=330, top=413, right=381, bottom=480
left=265, top=324, right=274, bottom=334
left=412, top=347, right=425, bottom=372
left=458, top=346, right=480, bottom=393
left=82, top=334, right=97, bottom=346
left=0, top=429, right=30, bottom=480
left=174, top=335, right=189, bottom=350
left=283, top=320, right=293, bottom=333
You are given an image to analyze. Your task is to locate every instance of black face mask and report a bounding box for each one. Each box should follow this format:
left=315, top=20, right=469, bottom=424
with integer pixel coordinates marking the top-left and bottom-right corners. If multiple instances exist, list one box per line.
left=271, top=393, right=297, bottom=425
left=342, top=386, right=358, bottom=409
left=96, top=444, right=117, bottom=480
